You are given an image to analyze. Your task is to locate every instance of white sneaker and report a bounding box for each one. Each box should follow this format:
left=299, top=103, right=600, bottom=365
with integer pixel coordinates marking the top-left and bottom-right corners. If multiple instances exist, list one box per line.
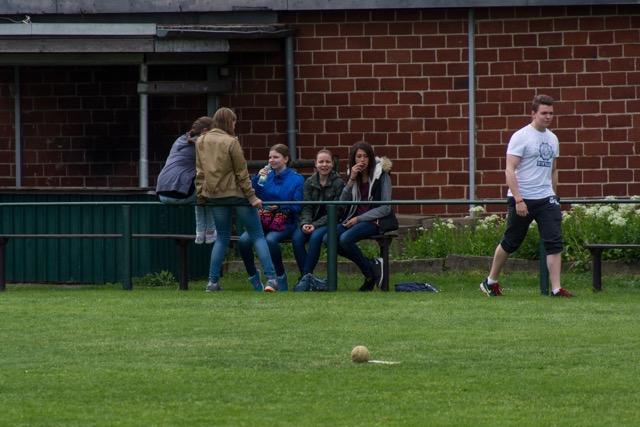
left=205, top=230, right=217, bottom=244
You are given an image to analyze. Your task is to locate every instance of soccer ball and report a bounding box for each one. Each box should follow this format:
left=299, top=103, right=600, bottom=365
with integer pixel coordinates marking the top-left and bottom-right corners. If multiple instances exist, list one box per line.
left=351, top=345, right=370, bottom=363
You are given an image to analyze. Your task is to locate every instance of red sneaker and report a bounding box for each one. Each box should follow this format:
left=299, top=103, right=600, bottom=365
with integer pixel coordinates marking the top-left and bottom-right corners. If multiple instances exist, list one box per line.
left=480, top=278, right=502, bottom=297
left=551, top=288, right=573, bottom=297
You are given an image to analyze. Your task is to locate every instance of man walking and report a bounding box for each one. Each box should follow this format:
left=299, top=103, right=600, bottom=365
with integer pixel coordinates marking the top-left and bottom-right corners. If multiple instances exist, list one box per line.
left=480, top=94, right=573, bottom=297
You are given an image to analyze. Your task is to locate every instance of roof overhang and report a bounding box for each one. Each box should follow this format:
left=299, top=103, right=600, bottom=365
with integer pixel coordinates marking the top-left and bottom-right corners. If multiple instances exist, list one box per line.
left=0, top=23, right=295, bottom=65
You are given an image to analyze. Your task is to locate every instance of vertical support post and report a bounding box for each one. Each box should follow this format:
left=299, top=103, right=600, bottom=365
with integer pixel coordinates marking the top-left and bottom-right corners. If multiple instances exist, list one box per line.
left=177, top=239, right=189, bottom=291
left=284, top=35, right=298, bottom=162
left=139, top=64, right=149, bottom=188
left=590, top=248, right=603, bottom=292
left=14, top=66, right=22, bottom=187
left=326, top=204, right=338, bottom=292
left=0, top=238, right=7, bottom=292
left=122, top=205, right=133, bottom=290
left=539, top=239, right=548, bottom=295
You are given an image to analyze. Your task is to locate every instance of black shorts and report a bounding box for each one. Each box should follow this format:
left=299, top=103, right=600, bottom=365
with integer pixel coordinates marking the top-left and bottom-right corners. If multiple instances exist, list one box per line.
left=499, top=196, right=563, bottom=255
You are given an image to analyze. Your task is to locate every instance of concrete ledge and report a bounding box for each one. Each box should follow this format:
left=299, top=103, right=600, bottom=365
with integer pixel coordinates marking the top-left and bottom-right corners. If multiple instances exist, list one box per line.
left=223, top=255, right=546, bottom=277
left=223, top=256, right=635, bottom=278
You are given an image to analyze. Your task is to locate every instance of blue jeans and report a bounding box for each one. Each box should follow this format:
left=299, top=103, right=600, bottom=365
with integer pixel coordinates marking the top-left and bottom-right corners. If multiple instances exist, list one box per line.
left=158, top=194, right=215, bottom=234
left=239, top=223, right=296, bottom=277
left=207, top=197, right=275, bottom=283
left=292, top=225, right=328, bottom=276
left=324, top=222, right=378, bottom=278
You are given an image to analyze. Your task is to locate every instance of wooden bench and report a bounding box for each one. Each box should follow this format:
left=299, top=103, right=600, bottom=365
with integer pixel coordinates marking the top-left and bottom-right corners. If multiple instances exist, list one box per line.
left=0, top=232, right=396, bottom=292
left=584, top=244, right=640, bottom=292
left=229, top=233, right=397, bottom=292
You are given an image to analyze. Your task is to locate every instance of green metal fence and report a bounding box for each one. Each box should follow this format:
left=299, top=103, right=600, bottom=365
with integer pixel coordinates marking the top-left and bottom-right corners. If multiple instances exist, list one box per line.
left=0, top=192, right=211, bottom=284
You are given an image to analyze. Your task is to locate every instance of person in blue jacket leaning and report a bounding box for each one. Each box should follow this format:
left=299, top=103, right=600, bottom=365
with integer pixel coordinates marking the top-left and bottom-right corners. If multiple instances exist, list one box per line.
left=239, top=143, right=304, bottom=292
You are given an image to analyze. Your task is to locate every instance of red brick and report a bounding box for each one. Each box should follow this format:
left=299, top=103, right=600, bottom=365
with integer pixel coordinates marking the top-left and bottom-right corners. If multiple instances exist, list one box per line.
left=523, top=47, right=547, bottom=61
left=362, top=50, right=385, bottom=63
left=488, top=34, right=513, bottom=48
left=329, top=78, right=355, bottom=92
left=614, top=29, right=640, bottom=43
left=489, top=61, right=513, bottom=75
left=577, top=73, right=602, bottom=87
left=601, top=72, right=627, bottom=86
left=447, top=34, right=467, bottom=49
left=423, top=63, right=447, bottom=76
left=605, top=133, right=630, bottom=151
left=399, top=92, right=425, bottom=105
left=438, top=20, right=464, bottom=34
left=315, top=23, right=340, bottom=37
left=611, top=57, right=635, bottom=72
left=313, top=51, right=337, bottom=65
left=355, top=78, right=380, bottom=91
left=478, top=20, right=504, bottom=34
left=564, top=31, right=589, bottom=46
left=624, top=44, right=640, bottom=57
left=538, top=32, right=562, bottom=46
left=371, top=36, right=396, bottom=50
left=554, top=17, right=579, bottom=32
left=580, top=16, right=606, bottom=31
left=346, top=37, right=371, bottom=49
left=340, top=21, right=364, bottom=36
left=477, top=76, right=502, bottom=89
left=348, top=64, right=372, bottom=77
left=580, top=130, right=605, bottom=144
left=305, top=79, right=331, bottom=92
left=627, top=101, right=640, bottom=113
left=380, top=78, right=404, bottom=91
left=399, top=118, right=425, bottom=132
left=612, top=86, right=636, bottom=99
left=405, top=78, right=429, bottom=91
left=577, top=185, right=603, bottom=198
left=549, top=46, right=572, bottom=59
left=385, top=105, right=410, bottom=119
left=475, top=48, right=497, bottom=62
left=323, top=37, right=347, bottom=50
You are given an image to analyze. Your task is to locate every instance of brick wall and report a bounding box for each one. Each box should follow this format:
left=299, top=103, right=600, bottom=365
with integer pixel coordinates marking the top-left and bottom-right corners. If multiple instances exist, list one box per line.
left=276, top=5, right=640, bottom=215
left=1, top=5, right=639, bottom=217
left=0, top=65, right=208, bottom=187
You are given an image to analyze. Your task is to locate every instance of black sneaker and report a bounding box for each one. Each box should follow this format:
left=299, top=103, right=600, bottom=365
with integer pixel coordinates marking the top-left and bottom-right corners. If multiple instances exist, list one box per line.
left=370, top=257, right=384, bottom=288
left=480, top=277, right=502, bottom=297
left=359, top=277, right=375, bottom=292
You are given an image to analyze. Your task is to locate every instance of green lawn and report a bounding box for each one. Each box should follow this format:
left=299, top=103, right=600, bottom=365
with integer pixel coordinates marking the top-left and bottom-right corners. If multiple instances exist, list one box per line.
left=1, top=271, right=639, bottom=426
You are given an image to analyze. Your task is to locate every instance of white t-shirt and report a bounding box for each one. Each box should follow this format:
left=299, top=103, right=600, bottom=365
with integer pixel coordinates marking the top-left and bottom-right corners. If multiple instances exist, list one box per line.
left=506, top=124, right=559, bottom=199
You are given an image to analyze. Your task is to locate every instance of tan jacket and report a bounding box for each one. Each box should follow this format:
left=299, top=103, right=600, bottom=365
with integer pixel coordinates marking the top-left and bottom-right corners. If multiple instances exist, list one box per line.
left=195, top=128, right=257, bottom=203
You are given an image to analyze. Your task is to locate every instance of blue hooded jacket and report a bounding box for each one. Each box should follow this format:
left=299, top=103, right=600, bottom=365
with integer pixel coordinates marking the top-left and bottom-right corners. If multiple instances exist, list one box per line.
left=252, top=167, right=304, bottom=224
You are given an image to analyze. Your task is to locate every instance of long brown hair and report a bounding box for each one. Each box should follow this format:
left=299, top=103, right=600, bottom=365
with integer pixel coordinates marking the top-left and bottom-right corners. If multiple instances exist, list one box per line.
left=212, top=107, right=237, bottom=136
left=186, top=116, right=213, bottom=144
left=348, top=140, right=376, bottom=178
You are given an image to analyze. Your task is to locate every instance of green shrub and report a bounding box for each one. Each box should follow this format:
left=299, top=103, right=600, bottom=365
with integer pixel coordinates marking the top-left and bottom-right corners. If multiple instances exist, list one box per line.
left=400, top=197, right=640, bottom=271
left=133, top=270, right=177, bottom=288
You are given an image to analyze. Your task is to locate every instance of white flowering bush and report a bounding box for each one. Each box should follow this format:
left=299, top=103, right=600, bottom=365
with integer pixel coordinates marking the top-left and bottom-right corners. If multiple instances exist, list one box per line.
left=562, top=196, right=640, bottom=267
left=403, top=206, right=540, bottom=261
left=401, top=197, right=640, bottom=271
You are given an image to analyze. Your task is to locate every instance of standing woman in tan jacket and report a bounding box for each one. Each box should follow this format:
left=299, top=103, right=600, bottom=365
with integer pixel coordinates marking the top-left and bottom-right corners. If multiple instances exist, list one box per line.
left=195, top=107, right=277, bottom=292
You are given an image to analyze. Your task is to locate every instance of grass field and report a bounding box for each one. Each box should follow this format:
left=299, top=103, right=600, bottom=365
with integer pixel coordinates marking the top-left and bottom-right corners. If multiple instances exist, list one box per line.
left=1, top=271, right=639, bottom=426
